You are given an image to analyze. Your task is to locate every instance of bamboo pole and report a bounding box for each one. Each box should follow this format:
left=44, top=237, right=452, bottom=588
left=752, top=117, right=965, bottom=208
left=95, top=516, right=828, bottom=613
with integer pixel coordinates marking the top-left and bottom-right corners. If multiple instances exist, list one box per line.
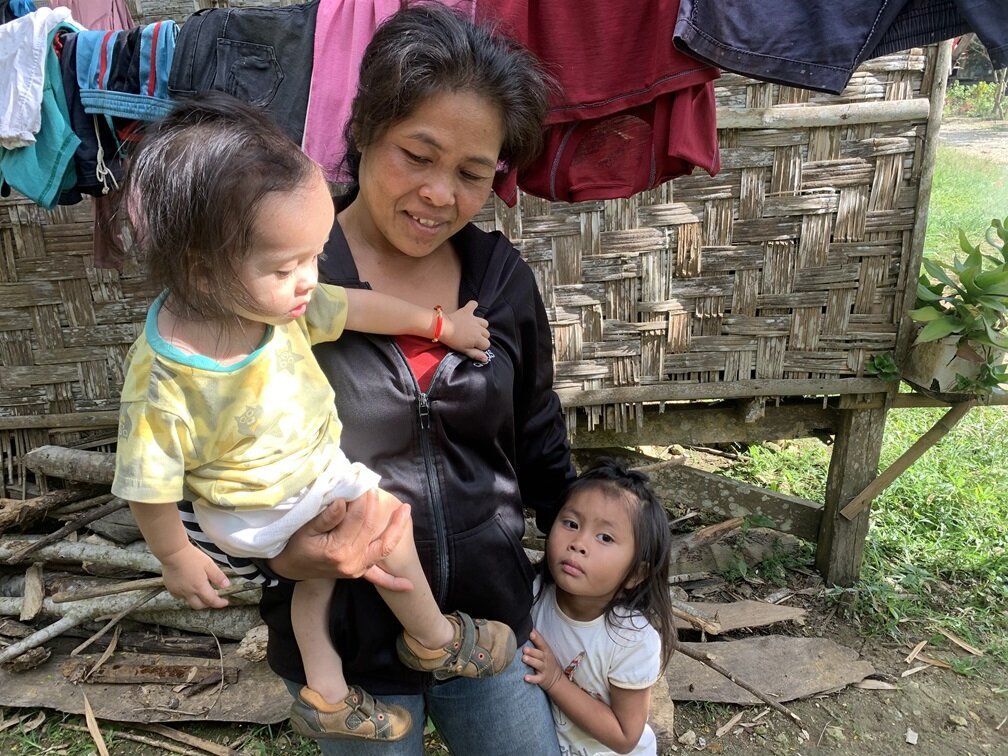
left=717, top=97, right=930, bottom=129
left=839, top=400, right=975, bottom=519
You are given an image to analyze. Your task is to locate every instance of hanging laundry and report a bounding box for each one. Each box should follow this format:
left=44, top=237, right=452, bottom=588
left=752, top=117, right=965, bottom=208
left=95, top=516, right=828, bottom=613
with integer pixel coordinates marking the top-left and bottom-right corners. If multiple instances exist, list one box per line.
left=49, top=0, right=133, bottom=33
left=0, top=15, right=82, bottom=208
left=0, top=6, right=74, bottom=148
left=2, top=0, right=37, bottom=24
left=477, top=0, right=720, bottom=205
left=168, top=0, right=320, bottom=145
left=76, top=21, right=178, bottom=125
left=303, top=0, right=475, bottom=182
left=674, top=0, right=1008, bottom=95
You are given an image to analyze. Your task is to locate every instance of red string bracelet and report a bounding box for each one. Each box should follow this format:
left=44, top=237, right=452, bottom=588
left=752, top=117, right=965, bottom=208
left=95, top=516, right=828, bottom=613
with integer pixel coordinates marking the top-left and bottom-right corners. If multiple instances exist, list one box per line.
left=431, top=305, right=444, bottom=342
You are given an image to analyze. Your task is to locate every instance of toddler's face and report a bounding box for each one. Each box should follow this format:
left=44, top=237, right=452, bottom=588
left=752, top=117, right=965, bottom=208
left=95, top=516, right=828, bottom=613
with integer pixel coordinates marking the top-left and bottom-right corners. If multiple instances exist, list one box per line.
left=237, top=171, right=334, bottom=325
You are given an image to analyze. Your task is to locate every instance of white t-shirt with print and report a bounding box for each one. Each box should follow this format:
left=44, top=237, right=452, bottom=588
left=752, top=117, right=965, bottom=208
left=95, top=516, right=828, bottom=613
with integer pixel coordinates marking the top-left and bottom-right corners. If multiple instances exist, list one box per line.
left=531, top=577, right=661, bottom=756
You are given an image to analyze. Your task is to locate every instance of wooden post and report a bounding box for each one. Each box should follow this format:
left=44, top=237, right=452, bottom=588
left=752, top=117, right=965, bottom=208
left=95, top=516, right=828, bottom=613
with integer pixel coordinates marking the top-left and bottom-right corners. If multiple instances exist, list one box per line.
left=816, top=403, right=887, bottom=586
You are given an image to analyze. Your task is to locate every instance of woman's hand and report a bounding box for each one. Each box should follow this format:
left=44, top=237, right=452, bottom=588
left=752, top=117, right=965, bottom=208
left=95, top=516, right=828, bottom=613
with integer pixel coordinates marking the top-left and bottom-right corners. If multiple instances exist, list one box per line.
left=523, top=628, right=564, bottom=692
left=441, top=300, right=490, bottom=362
left=266, top=488, right=413, bottom=591
left=160, top=543, right=231, bottom=610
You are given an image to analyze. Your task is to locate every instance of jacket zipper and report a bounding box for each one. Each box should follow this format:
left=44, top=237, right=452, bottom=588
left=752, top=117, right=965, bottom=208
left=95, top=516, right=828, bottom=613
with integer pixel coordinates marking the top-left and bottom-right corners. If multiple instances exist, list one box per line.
left=402, top=349, right=463, bottom=607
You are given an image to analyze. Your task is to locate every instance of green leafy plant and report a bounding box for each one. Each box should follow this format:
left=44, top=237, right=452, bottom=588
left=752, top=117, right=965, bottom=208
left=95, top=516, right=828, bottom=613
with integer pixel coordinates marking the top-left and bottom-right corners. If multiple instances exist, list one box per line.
left=908, top=214, right=1008, bottom=392
left=864, top=351, right=900, bottom=381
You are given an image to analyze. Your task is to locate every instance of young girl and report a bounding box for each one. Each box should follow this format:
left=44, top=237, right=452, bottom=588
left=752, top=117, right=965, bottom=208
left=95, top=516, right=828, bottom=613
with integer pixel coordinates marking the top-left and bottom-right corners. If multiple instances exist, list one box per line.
left=109, top=92, right=517, bottom=743
left=523, top=460, right=676, bottom=756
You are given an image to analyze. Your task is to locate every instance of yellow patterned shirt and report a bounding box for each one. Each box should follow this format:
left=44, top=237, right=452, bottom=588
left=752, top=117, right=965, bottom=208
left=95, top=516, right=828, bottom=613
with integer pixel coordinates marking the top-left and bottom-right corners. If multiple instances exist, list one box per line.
left=111, top=285, right=349, bottom=510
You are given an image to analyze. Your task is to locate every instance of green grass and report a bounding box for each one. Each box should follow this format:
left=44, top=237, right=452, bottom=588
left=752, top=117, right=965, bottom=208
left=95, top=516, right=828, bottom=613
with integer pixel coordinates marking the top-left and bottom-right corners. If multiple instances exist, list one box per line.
left=924, top=142, right=1008, bottom=260
left=725, top=404, right=1008, bottom=670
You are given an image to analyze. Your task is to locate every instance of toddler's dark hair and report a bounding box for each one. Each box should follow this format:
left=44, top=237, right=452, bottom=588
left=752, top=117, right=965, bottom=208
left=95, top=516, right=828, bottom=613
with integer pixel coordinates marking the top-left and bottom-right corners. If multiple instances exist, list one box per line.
left=113, top=91, right=320, bottom=320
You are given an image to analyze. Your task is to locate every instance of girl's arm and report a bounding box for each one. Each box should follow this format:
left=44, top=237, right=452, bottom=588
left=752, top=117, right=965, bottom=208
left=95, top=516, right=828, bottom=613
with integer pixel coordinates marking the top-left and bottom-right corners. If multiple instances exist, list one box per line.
left=128, top=502, right=230, bottom=610
left=343, top=289, right=489, bottom=361
left=524, top=629, right=652, bottom=753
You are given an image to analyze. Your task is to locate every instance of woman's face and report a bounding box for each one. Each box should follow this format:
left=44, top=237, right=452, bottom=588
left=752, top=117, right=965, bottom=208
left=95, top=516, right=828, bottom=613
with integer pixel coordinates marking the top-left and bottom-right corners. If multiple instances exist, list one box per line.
left=352, top=89, right=505, bottom=259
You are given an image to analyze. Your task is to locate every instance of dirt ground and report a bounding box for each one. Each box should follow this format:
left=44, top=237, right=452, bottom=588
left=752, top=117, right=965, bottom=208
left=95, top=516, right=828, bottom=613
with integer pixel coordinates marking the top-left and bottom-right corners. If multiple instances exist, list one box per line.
left=664, top=586, right=1007, bottom=756
left=936, top=118, right=1008, bottom=165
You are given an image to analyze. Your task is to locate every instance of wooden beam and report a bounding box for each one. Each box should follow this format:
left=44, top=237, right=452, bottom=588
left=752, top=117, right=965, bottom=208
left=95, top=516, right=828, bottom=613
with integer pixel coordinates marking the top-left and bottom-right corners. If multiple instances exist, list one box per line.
left=717, top=97, right=930, bottom=129
left=0, top=412, right=118, bottom=431
left=572, top=401, right=837, bottom=448
left=556, top=377, right=888, bottom=407
left=840, top=400, right=974, bottom=520
left=816, top=404, right=887, bottom=586
left=639, top=462, right=822, bottom=542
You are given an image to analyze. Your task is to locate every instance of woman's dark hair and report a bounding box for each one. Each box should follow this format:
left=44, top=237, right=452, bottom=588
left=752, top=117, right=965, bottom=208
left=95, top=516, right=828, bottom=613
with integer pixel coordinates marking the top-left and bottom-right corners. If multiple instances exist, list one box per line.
left=113, top=91, right=320, bottom=320
left=340, top=2, right=551, bottom=202
left=539, top=459, right=677, bottom=672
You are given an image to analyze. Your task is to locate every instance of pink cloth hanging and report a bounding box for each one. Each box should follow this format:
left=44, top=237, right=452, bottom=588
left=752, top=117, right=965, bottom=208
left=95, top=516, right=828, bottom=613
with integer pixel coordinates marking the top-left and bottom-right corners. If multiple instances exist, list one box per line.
left=303, top=0, right=475, bottom=183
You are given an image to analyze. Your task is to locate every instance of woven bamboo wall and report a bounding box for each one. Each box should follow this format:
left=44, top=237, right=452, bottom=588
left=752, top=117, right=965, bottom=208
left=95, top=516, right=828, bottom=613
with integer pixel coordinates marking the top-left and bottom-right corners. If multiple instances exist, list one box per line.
left=0, top=44, right=942, bottom=494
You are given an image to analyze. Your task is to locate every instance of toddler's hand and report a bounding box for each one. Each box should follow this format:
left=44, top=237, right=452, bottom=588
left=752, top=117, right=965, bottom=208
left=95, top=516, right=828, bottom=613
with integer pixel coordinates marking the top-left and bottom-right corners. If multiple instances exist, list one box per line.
left=160, top=543, right=230, bottom=610
left=523, top=628, right=564, bottom=693
left=441, top=300, right=490, bottom=362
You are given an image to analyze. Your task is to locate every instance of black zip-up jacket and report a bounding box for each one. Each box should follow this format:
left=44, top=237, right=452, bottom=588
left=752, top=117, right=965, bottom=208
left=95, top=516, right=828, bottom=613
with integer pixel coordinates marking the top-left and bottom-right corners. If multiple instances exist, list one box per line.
left=260, top=220, right=576, bottom=694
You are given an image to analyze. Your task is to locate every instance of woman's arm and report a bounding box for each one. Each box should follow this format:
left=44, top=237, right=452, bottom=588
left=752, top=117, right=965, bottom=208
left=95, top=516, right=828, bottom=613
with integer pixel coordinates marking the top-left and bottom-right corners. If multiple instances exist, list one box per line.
left=343, top=289, right=489, bottom=361
left=524, top=629, right=651, bottom=753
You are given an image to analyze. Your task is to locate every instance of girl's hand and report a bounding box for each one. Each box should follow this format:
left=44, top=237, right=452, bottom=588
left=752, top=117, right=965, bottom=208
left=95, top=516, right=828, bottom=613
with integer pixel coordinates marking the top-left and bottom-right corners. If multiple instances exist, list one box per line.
left=440, top=300, right=490, bottom=362
left=522, top=629, right=564, bottom=693
left=160, top=543, right=230, bottom=610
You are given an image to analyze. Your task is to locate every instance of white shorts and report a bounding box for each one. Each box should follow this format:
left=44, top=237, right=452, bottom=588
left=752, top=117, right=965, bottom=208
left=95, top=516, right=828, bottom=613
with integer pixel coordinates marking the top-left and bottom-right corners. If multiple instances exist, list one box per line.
left=192, top=448, right=380, bottom=560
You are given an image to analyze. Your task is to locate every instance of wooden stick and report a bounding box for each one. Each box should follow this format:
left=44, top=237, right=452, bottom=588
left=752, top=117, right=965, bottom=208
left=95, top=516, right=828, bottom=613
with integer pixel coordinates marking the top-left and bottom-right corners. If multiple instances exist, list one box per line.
left=0, top=614, right=87, bottom=664
left=21, top=446, right=116, bottom=485
left=840, top=400, right=974, bottom=519
left=676, top=643, right=804, bottom=729
left=52, top=569, right=242, bottom=604
left=0, top=487, right=100, bottom=531
left=71, top=588, right=165, bottom=656
left=669, top=598, right=722, bottom=635
left=7, top=496, right=123, bottom=562
left=52, top=576, right=169, bottom=604
left=63, top=725, right=206, bottom=756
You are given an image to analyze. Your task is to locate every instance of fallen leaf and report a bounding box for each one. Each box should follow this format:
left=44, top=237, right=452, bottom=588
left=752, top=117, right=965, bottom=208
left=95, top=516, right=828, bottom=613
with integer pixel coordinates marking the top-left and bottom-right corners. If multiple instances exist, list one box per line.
left=21, top=711, right=45, bottom=733
left=901, top=664, right=930, bottom=678
left=937, top=628, right=984, bottom=657
left=905, top=640, right=927, bottom=664
left=915, top=653, right=952, bottom=669
left=82, top=693, right=110, bottom=756
left=715, top=711, right=744, bottom=738
left=853, top=679, right=899, bottom=690
left=906, top=727, right=918, bottom=745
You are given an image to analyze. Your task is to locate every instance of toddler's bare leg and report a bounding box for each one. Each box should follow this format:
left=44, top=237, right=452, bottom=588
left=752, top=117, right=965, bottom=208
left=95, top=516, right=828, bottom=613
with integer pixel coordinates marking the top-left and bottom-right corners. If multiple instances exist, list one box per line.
left=369, top=489, right=455, bottom=649
left=291, top=578, right=349, bottom=704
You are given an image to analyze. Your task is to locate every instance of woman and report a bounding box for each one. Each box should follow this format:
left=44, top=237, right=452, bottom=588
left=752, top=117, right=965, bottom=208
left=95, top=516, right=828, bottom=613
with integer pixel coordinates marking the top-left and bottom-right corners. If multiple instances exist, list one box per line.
left=259, top=5, right=575, bottom=754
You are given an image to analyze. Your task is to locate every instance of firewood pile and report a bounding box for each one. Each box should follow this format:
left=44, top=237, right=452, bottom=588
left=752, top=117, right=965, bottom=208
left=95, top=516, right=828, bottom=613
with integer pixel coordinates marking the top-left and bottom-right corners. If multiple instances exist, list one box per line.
left=1, top=444, right=876, bottom=737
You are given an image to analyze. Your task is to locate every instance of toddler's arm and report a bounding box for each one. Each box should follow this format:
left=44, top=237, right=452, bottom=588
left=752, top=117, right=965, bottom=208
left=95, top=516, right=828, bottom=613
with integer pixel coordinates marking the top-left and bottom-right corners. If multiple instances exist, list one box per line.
left=129, top=502, right=231, bottom=610
left=523, top=629, right=652, bottom=753
left=344, top=289, right=490, bottom=362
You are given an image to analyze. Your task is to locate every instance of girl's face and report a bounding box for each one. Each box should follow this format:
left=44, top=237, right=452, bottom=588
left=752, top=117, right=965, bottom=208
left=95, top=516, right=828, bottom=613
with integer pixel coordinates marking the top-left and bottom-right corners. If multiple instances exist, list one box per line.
left=348, top=89, right=504, bottom=259
left=237, top=171, right=335, bottom=325
left=546, top=487, right=640, bottom=620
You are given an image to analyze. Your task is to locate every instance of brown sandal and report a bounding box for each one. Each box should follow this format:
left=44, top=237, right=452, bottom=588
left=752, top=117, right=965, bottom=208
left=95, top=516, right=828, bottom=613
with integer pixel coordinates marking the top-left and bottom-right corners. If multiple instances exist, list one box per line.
left=289, top=685, right=412, bottom=741
left=396, top=610, right=516, bottom=680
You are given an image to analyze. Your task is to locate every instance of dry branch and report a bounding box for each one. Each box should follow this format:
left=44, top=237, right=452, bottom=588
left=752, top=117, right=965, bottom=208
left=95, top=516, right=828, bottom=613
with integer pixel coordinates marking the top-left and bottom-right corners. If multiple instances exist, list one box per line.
left=7, top=497, right=124, bottom=562
left=676, top=643, right=804, bottom=730
left=21, top=446, right=116, bottom=485
left=0, top=488, right=101, bottom=532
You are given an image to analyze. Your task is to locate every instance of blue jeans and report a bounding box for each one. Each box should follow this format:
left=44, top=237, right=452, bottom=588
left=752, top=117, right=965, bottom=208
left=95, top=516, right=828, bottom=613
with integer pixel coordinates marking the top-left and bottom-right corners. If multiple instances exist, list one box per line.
left=282, top=647, right=560, bottom=756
